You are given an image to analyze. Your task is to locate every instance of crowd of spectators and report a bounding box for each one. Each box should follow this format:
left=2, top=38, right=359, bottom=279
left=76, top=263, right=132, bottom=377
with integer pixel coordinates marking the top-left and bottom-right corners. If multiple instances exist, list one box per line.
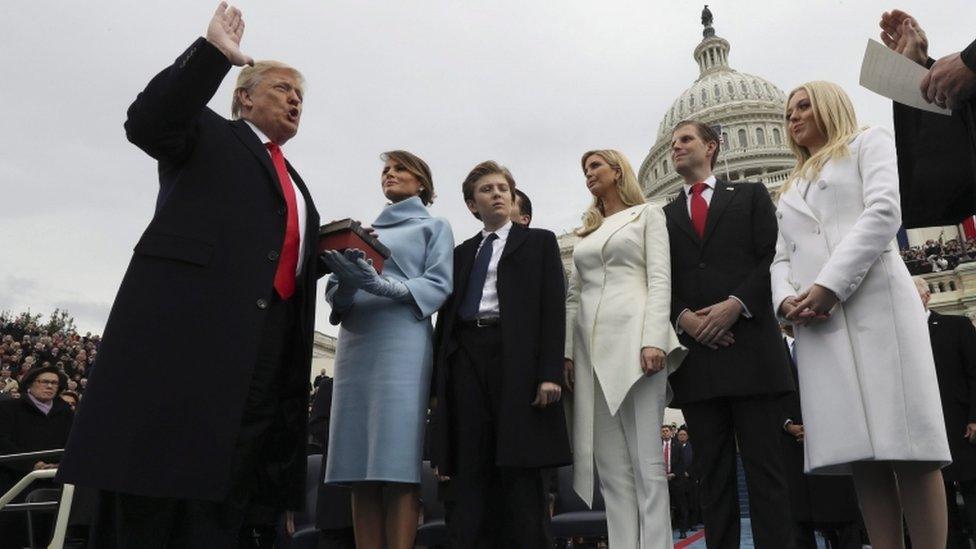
left=900, top=238, right=976, bottom=275
left=0, top=310, right=99, bottom=409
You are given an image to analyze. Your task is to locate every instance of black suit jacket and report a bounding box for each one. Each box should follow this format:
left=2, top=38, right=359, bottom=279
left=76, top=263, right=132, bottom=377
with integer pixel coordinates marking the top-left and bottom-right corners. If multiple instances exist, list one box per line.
left=430, top=224, right=571, bottom=475
left=665, top=439, right=686, bottom=478
left=664, top=181, right=793, bottom=406
left=928, top=310, right=976, bottom=481
left=58, top=39, right=322, bottom=508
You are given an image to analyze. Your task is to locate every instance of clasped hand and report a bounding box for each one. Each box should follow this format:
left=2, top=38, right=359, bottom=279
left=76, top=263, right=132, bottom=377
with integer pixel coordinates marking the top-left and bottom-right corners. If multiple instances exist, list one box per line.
left=678, top=298, right=739, bottom=349
left=780, top=284, right=838, bottom=326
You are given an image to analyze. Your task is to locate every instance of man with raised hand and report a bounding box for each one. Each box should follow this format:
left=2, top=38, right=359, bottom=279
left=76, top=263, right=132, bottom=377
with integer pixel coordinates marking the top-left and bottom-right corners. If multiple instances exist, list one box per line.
left=57, top=4, right=322, bottom=546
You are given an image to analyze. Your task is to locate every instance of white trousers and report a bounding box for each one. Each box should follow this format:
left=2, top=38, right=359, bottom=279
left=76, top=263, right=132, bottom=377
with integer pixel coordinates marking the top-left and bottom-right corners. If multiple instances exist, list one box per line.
left=593, top=373, right=672, bottom=549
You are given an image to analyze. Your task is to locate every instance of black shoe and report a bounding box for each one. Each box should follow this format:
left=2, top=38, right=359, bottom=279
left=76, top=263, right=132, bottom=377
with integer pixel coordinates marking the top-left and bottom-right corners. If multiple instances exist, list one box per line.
left=679, top=531, right=688, bottom=539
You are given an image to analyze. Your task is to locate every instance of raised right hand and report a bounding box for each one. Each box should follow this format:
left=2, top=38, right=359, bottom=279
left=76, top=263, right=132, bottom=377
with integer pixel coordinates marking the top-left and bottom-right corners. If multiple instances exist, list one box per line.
left=879, top=10, right=928, bottom=66
left=206, top=2, right=254, bottom=66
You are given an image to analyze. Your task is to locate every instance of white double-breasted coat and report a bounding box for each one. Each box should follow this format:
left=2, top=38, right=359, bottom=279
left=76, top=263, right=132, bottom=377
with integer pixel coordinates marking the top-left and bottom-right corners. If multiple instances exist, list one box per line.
left=770, top=126, right=950, bottom=474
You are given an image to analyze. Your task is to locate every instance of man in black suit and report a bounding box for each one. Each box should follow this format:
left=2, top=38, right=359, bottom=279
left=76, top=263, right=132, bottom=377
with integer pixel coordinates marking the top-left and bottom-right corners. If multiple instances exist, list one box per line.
left=915, top=277, right=976, bottom=548
left=663, top=120, right=795, bottom=548
left=430, top=161, right=571, bottom=547
left=779, top=331, right=862, bottom=549
left=663, top=425, right=692, bottom=539
left=57, top=4, right=322, bottom=546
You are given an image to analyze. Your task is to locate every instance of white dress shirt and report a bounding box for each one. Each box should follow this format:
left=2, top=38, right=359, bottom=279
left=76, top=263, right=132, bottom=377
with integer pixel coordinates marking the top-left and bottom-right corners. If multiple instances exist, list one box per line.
left=244, top=120, right=308, bottom=274
left=473, top=220, right=512, bottom=318
left=675, top=173, right=751, bottom=332
left=663, top=438, right=672, bottom=474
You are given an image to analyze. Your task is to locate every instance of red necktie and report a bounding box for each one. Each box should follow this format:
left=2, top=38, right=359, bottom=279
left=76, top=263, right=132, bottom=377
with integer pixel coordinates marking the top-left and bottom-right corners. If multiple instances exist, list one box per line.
left=664, top=440, right=671, bottom=474
left=690, top=182, right=709, bottom=239
left=267, top=143, right=300, bottom=299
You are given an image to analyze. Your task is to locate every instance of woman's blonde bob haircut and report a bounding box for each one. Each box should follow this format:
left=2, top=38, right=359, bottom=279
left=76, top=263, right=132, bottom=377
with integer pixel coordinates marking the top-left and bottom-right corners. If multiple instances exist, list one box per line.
left=781, top=81, right=860, bottom=197
left=576, top=150, right=646, bottom=237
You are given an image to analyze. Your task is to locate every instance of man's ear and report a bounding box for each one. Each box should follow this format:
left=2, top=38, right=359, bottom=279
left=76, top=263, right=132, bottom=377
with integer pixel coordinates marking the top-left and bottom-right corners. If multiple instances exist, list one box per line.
left=236, top=88, right=252, bottom=112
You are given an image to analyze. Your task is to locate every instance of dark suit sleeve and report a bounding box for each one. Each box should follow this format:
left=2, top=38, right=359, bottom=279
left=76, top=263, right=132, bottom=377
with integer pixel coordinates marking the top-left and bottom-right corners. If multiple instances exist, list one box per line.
left=124, top=38, right=232, bottom=164
left=0, top=403, right=31, bottom=473
left=539, top=231, right=568, bottom=385
left=962, top=38, right=976, bottom=73
left=431, top=307, right=447, bottom=400
left=730, top=184, right=778, bottom=316
left=955, top=317, right=976, bottom=423
left=667, top=204, right=692, bottom=327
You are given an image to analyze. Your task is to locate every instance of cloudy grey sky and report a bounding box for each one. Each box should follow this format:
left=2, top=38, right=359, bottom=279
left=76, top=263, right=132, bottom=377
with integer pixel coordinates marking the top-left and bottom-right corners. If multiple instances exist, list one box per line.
left=1, top=1, right=971, bottom=336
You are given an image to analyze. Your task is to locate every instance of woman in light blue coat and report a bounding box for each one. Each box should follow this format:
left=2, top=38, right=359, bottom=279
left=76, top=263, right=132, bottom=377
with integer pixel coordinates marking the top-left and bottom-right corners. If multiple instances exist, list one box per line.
left=321, top=150, right=453, bottom=549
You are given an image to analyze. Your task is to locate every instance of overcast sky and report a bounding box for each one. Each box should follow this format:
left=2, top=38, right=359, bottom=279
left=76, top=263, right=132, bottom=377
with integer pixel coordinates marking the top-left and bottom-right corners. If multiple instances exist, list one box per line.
left=1, top=1, right=972, bottom=336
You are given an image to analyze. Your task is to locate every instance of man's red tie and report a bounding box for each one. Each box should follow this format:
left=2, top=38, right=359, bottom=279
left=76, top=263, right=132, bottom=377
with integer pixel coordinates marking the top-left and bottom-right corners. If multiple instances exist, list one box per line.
left=690, top=182, right=709, bottom=239
left=267, top=143, right=300, bottom=299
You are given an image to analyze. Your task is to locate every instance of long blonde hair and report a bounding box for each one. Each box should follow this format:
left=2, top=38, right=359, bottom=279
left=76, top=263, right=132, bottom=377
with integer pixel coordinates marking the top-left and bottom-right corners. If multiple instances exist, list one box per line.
left=780, top=81, right=860, bottom=197
left=577, top=150, right=646, bottom=237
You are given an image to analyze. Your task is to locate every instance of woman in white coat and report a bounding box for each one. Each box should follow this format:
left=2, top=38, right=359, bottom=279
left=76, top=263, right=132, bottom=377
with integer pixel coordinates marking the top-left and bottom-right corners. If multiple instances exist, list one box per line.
left=770, top=81, right=950, bottom=549
left=564, top=149, right=687, bottom=548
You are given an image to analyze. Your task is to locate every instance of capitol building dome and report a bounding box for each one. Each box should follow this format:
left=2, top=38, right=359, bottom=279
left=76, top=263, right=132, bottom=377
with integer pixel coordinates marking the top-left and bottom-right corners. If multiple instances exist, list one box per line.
left=638, top=10, right=795, bottom=202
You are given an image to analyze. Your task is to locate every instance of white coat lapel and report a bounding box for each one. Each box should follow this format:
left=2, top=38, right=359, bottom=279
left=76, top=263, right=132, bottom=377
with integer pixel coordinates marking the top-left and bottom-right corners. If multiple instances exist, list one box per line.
left=779, top=182, right=821, bottom=225
left=590, top=205, right=646, bottom=256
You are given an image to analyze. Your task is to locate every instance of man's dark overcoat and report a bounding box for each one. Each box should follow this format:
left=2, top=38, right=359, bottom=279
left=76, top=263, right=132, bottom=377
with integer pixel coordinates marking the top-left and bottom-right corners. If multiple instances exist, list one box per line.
left=57, top=39, right=321, bottom=508
left=928, top=310, right=976, bottom=482
left=429, top=224, right=571, bottom=476
left=894, top=41, right=976, bottom=228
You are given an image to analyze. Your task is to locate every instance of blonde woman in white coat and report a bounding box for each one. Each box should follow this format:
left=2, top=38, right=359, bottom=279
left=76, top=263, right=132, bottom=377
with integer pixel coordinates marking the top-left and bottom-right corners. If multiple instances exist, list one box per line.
left=771, top=81, right=950, bottom=549
left=564, top=149, right=687, bottom=548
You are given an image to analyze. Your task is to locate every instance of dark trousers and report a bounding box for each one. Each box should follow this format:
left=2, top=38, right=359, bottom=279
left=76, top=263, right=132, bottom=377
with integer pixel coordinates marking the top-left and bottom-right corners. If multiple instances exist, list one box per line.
left=682, top=395, right=795, bottom=549
left=669, top=476, right=692, bottom=533
left=445, top=325, right=550, bottom=549
left=87, top=293, right=295, bottom=549
left=946, top=478, right=976, bottom=548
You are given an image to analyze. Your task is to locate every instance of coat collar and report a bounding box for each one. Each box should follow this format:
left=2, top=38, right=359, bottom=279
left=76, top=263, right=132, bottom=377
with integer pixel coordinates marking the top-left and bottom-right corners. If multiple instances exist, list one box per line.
left=501, top=222, right=529, bottom=260
left=229, top=118, right=281, bottom=200
left=777, top=180, right=821, bottom=225
left=373, top=196, right=430, bottom=227
left=587, top=204, right=646, bottom=253
left=702, top=181, right=735, bottom=243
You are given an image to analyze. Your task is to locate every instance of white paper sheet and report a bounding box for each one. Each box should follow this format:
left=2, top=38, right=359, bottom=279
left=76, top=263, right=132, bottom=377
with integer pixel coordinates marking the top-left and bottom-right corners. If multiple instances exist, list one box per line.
left=859, top=38, right=951, bottom=115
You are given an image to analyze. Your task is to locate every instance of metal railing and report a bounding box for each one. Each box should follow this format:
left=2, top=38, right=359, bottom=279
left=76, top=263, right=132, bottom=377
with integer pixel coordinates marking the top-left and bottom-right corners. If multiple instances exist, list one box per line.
left=0, top=449, right=74, bottom=549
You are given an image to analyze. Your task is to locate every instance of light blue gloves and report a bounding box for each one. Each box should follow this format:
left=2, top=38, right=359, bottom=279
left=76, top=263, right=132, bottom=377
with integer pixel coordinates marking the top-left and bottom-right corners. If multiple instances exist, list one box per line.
left=321, top=248, right=410, bottom=301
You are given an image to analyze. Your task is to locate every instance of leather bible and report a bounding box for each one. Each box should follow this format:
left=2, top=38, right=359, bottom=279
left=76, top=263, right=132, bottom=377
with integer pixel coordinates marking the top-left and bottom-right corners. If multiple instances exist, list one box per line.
left=318, top=219, right=392, bottom=273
